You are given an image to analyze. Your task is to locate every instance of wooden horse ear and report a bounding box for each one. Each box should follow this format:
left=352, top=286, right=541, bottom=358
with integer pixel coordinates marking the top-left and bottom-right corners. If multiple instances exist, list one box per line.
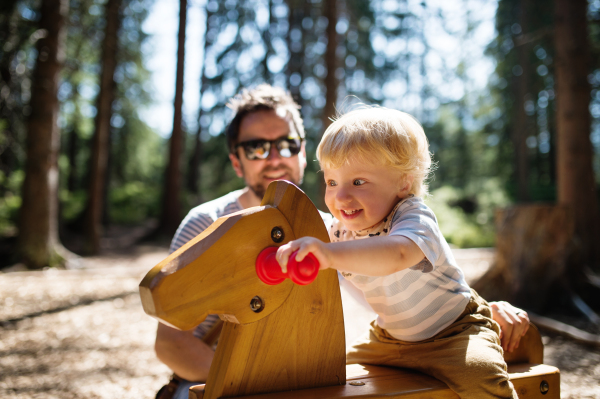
left=262, top=180, right=330, bottom=244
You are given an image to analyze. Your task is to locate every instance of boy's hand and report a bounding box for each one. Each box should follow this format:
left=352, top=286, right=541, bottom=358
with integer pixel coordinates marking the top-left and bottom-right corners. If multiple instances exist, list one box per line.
left=276, top=237, right=331, bottom=273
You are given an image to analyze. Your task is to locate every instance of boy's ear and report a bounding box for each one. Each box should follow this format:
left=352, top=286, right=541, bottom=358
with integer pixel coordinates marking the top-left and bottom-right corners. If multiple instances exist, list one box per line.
left=398, top=174, right=415, bottom=197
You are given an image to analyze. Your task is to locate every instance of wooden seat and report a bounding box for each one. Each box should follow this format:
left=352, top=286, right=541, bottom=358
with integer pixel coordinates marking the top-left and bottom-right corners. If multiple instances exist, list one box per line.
left=189, top=363, right=559, bottom=399
left=139, top=181, right=560, bottom=399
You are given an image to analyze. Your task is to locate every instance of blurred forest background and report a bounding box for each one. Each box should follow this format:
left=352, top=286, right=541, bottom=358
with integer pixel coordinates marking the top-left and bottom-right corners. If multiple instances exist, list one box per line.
left=1, top=0, right=599, bottom=308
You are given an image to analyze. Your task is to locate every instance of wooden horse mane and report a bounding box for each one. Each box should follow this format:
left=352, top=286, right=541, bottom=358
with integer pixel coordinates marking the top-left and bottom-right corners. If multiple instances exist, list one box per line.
left=140, top=181, right=346, bottom=398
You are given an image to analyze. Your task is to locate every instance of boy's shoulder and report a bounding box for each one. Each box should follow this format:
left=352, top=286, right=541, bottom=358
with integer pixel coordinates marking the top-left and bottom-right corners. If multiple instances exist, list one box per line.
left=391, top=196, right=438, bottom=224
left=394, top=195, right=427, bottom=213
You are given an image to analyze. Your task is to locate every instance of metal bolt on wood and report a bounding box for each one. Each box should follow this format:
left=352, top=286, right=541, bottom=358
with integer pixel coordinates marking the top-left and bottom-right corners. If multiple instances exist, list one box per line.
left=271, top=226, right=284, bottom=243
left=540, top=380, right=549, bottom=394
left=250, top=296, right=264, bottom=313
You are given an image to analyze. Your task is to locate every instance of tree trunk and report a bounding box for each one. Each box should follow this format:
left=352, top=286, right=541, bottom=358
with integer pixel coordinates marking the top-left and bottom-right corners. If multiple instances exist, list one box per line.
left=17, top=0, right=69, bottom=269
left=187, top=4, right=212, bottom=198
left=285, top=0, right=306, bottom=104
left=322, top=0, right=338, bottom=132
left=159, top=0, right=187, bottom=235
left=261, top=0, right=273, bottom=82
left=83, top=0, right=122, bottom=254
left=318, top=0, right=338, bottom=209
left=513, top=0, right=531, bottom=202
left=66, top=117, right=79, bottom=192
left=554, top=0, right=600, bottom=275
left=472, top=205, right=575, bottom=312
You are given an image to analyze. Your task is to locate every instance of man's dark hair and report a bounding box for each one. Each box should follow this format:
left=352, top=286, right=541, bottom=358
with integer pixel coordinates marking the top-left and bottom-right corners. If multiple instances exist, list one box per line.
left=226, top=84, right=305, bottom=154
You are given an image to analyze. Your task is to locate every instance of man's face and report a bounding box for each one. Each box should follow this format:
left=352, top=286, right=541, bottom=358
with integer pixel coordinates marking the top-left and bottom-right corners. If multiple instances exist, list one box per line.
left=229, top=109, right=307, bottom=200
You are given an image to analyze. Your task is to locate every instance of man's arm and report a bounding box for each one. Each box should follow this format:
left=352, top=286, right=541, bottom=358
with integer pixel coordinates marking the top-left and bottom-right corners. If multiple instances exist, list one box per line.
left=489, top=301, right=530, bottom=353
left=155, top=323, right=215, bottom=382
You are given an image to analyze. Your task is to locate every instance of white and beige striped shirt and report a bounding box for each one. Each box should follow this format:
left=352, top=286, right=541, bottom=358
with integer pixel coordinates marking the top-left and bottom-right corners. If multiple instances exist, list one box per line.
left=330, top=197, right=471, bottom=342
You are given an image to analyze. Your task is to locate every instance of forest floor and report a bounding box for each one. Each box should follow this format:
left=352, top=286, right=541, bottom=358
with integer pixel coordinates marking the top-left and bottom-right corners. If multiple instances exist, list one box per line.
left=1, top=238, right=599, bottom=398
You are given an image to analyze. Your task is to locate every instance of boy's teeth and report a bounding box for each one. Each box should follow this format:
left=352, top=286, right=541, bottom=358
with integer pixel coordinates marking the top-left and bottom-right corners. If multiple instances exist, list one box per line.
left=343, top=209, right=359, bottom=215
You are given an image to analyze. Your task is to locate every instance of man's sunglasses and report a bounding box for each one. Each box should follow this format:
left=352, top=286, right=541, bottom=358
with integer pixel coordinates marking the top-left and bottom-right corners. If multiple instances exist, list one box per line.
left=234, top=136, right=304, bottom=160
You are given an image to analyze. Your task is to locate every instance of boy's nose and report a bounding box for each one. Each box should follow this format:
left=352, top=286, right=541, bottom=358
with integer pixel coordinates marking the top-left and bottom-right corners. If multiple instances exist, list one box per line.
left=335, top=187, right=353, bottom=204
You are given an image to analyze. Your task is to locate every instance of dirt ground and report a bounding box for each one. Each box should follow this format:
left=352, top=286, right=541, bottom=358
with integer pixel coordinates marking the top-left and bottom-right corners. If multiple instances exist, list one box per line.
left=1, top=245, right=599, bottom=399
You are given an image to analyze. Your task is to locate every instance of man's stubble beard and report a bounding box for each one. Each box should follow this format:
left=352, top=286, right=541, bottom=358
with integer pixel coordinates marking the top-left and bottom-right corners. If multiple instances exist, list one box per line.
left=243, top=165, right=304, bottom=201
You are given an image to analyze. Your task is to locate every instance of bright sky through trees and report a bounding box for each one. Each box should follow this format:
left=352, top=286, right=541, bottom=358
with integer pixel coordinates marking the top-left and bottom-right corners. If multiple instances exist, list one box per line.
left=140, top=0, right=498, bottom=138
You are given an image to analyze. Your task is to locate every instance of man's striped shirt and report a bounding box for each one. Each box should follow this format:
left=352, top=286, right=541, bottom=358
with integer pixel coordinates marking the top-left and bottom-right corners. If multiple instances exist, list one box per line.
left=169, top=190, right=244, bottom=343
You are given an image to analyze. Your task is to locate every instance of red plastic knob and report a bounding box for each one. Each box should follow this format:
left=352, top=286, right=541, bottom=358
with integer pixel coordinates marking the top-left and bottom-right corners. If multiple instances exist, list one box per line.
left=256, top=247, right=320, bottom=286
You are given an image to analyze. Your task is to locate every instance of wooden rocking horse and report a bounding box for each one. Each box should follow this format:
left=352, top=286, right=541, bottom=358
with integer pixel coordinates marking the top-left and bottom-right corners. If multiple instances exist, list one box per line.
left=140, top=180, right=560, bottom=399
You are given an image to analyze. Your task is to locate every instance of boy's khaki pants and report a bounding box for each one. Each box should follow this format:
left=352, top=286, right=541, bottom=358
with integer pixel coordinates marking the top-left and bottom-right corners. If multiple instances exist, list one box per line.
left=346, top=290, right=518, bottom=399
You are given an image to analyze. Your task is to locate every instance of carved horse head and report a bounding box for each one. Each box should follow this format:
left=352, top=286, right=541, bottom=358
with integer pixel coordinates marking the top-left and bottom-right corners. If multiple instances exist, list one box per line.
left=140, top=181, right=346, bottom=399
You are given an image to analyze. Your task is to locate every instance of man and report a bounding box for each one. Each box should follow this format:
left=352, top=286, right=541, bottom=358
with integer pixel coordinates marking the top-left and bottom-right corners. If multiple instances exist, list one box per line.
left=154, top=84, right=530, bottom=399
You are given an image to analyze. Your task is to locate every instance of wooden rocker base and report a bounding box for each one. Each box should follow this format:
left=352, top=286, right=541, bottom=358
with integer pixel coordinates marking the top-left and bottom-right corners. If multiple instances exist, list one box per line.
left=189, top=363, right=560, bottom=399
left=140, top=181, right=562, bottom=399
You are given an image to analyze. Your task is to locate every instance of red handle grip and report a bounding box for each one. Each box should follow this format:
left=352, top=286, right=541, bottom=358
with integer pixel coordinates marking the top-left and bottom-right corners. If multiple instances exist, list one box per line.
left=256, top=246, right=319, bottom=286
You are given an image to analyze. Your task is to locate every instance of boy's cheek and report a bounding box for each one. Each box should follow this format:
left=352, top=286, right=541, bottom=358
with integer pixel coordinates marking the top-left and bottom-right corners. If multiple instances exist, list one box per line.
left=323, top=195, right=336, bottom=215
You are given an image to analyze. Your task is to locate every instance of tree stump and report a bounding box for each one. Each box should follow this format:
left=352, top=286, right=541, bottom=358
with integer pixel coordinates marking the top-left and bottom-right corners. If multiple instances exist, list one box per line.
left=472, top=204, right=574, bottom=312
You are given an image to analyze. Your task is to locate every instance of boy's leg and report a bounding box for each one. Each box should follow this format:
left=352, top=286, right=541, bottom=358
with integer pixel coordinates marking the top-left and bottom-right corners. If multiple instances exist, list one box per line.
left=347, top=291, right=518, bottom=399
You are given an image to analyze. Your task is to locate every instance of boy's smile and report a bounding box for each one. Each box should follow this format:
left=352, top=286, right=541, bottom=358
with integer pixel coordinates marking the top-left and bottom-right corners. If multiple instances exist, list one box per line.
left=323, top=158, right=410, bottom=231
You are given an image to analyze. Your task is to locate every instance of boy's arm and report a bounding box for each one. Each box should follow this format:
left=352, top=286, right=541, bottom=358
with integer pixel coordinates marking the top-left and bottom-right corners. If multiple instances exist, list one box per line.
left=277, top=235, right=425, bottom=276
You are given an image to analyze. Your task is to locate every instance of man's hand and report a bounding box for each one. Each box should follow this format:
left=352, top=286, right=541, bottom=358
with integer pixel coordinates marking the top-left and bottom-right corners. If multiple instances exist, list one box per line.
left=276, top=237, right=331, bottom=273
left=489, top=301, right=530, bottom=353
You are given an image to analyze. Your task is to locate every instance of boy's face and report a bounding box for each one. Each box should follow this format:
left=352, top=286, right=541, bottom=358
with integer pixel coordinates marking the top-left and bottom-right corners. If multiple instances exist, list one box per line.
left=323, top=158, right=410, bottom=231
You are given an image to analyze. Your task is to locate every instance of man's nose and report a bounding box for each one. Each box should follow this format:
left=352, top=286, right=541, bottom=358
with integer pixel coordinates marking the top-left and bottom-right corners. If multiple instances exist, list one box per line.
left=266, top=144, right=283, bottom=162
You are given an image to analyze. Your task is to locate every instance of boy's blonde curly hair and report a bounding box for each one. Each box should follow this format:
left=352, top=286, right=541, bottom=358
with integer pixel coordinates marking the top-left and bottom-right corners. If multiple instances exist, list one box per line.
left=317, top=106, right=433, bottom=197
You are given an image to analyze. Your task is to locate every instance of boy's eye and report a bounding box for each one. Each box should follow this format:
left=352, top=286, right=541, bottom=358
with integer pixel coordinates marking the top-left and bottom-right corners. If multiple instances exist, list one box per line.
left=327, top=180, right=337, bottom=186
left=353, top=179, right=366, bottom=186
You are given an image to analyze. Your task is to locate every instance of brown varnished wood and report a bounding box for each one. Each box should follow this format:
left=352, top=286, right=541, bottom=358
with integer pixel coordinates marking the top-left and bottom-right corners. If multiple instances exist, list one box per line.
left=189, top=384, right=205, bottom=399
left=203, top=182, right=345, bottom=399
left=140, top=181, right=346, bottom=399
left=227, top=363, right=560, bottom=399
left=141, top=180, right=558, bottom=399
left=504, top=324, right=544, bottom=365
left=140, top=207, right=296, bottom=329
left=509, top=364, right=560, bottom=398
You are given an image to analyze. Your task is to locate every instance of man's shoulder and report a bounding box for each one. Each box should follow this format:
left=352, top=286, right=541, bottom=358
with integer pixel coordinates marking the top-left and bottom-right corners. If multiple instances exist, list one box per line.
left=186, top=190, right=244, bottom=221
left=170, top=190, right=244, bottom=253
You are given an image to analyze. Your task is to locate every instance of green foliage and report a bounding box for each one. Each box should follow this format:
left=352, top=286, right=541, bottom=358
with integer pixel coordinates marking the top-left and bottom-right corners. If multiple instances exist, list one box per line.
left=59, top=189, right=86, bottom=222
left=108, top=181, right=161, bottom=224
left=485, top=0, right=565, bottom=199
left=7, top=0, right=597, bottom=255
left=0, top=170, right=24, bottom=235
left=426, top=179, right=510, bottom=248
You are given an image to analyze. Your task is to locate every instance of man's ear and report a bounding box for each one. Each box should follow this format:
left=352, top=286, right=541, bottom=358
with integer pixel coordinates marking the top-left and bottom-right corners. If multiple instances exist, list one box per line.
left=299, top=142, right=308, bottom=171
left=229, top=153, right=244, bottom=178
